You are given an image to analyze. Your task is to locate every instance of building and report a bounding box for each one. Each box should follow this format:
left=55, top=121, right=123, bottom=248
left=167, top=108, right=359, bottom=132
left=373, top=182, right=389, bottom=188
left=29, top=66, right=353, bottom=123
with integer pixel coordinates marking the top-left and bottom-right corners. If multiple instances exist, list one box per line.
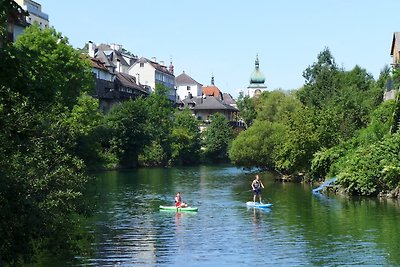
left=202, top=75, right=223, bottom=100
left=180, top=95, right=239, bottom=131
left=14, top=0, right=49, bottom=29
left=390, top=32, right=400, bottom=67
left=175, top=71, right=203, bottom=101
left=385, top=32, right=400, bottom=101
left=89, top=54, right=149, bottom=112
left=129, top=57, right=176, bottom=102
left=88, top=42, right=137, bottom=75
left=179, top=74, right=242, bottom=130
left=222, top=93, right=237, bottom=109
left=2, top=1, right=29, bottom=46
left=247, top=54, right=267, bottom=97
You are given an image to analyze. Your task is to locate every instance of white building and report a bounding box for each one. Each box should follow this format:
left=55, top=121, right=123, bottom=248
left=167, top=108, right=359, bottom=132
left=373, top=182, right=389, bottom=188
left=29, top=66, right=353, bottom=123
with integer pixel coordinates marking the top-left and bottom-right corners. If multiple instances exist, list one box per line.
left=129, top=57, right=176, bottom=102
left=14, top=0, right=49, bottom=29
left=175, top=71, right=203, bottom=101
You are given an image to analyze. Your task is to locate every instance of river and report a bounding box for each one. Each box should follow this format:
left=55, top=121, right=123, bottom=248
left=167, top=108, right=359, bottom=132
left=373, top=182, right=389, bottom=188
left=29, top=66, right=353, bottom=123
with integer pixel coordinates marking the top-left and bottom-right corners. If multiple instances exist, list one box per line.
left=32, top=165, right=400, bottom=266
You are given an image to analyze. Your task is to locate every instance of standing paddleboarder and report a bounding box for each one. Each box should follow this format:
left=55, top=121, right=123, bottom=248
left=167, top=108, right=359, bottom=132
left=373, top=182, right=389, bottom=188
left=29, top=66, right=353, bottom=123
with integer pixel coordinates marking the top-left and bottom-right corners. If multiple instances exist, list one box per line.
left=251, top=174, right=265, bottom=203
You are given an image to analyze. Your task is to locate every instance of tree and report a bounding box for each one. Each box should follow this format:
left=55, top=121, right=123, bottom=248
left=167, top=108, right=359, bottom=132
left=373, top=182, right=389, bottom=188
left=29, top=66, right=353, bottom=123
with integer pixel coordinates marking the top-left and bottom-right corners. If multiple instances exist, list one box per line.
left=255, top=90, right=301, bottom=122
left=0, top=25, right=94, bottom=265
left=171, top=109, right=201, bottom=165
left=104, top=98, right=150, bottom=168
left=1, top=25, right=93, bottom=109
left=138, top=83, right=174, bottom=166
left=63, top=93, right=105, bottom=169
left=297, top=47, right=340, bottom=108
left=336, top=133, right=400, bottom=196
left=202, top=113, right=234, bottom=162
left=229, top=120, right=287, bottom=168
left=236, top=91, right=256, bottom=127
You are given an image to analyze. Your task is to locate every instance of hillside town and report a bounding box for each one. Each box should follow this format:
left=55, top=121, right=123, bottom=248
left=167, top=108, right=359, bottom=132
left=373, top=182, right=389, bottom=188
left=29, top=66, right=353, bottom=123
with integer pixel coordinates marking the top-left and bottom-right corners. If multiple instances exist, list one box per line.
left=4, top=1, right=400, bottom=267
left=6, top=0, right=272, bottom=131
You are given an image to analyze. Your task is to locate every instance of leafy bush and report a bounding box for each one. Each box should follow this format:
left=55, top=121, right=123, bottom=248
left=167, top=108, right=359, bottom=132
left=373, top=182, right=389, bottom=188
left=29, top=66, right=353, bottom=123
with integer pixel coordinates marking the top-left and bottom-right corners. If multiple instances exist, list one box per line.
left=336, top=134, right=400, bottom=196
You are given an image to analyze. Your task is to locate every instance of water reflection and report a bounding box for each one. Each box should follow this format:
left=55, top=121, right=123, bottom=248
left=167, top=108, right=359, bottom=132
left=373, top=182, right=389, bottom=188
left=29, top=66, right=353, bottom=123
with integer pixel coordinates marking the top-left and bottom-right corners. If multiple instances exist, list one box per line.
left=27, top=166, right=400, bottom=266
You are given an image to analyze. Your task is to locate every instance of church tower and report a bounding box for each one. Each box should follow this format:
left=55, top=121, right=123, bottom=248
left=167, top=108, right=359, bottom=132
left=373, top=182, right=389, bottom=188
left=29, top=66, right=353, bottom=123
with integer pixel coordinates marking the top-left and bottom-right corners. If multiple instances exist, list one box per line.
left=247, top=54, right=267, bottom=97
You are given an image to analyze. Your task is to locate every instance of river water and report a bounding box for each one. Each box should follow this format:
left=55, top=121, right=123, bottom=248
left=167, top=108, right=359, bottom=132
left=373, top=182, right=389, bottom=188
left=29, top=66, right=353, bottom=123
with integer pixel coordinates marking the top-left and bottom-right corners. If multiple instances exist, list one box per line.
left=35, top=165, right=400, bottom=266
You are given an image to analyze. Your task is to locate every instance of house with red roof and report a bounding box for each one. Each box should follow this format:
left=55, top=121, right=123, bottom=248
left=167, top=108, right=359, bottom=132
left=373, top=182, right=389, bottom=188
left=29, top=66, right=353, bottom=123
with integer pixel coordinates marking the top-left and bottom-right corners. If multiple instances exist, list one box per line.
left=179, top=75, right=243, bottom=130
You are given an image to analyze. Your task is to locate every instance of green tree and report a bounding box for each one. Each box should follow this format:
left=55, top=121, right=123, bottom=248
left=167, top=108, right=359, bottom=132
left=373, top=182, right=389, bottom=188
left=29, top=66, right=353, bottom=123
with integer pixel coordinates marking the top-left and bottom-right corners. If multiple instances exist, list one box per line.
left=336, top=133, right=400, bottom=196
left=104, top=98, right=150, bottom=168
left=236, top=91, right=256, bottom=127
left=171, top=109, right=201, bottom=165
left=202, top=113, right=234, bottom=162
left=7, top=25, right=92, bottom=108
left=229, top=120, right=287, bottom=168
left=139, top=83, right=174, bottom=166
left=63, top=93, right=105, bottom=169
left=311, top=100, right=395, bottom=181
left=256, top=90, right=301, bottom=122
left=271, top=106, right=319, bottom=173
left=0, top=25, right=94, bottom=265
left=297, top=47, right=340, bottom=108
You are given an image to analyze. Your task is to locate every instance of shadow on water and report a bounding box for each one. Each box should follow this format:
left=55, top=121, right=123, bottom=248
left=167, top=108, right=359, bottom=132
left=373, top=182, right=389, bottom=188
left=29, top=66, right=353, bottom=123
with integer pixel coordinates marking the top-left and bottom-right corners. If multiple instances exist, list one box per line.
left=26, top=166, right=400, bottom=266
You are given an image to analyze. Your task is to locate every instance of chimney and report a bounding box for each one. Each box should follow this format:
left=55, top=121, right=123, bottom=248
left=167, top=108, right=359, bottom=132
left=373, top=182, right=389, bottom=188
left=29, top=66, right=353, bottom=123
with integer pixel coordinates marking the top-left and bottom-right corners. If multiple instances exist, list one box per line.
left=88, top=41, right=95, bottom=57
left=116, top=59, right=121, bottom=73
left=110, top=43, right=122, bottom=51
left=151, top=57, right=156, bottom=62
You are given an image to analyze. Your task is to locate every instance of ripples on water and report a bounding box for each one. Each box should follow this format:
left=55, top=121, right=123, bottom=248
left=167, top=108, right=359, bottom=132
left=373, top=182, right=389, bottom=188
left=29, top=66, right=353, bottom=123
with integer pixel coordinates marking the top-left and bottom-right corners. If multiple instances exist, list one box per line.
left=70, top=166, right=400, bottom=267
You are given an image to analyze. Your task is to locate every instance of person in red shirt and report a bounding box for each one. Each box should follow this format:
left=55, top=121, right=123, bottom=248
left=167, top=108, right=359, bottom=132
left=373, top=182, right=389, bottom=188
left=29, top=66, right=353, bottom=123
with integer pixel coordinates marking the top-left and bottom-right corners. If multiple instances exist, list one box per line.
left=174, top=192, right=187, bottom=208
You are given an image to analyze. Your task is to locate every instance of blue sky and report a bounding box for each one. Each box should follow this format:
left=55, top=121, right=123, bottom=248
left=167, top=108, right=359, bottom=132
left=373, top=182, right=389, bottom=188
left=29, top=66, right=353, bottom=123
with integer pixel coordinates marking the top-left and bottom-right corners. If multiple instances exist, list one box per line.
left=39, top=0, right=399, bottom=98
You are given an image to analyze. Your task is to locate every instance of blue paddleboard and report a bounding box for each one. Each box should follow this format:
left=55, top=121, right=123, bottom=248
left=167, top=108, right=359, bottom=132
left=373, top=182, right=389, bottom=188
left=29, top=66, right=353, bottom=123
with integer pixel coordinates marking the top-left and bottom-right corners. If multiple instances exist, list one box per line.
left=246, top=201, right=273, bottom=208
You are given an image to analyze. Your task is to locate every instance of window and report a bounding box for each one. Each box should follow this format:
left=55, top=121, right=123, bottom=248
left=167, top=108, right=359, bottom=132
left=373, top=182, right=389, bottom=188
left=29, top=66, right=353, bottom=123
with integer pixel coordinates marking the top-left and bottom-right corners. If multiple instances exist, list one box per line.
left=187, top=86, right=190, bottom=90
left=140, top=63, right=144, bottom=67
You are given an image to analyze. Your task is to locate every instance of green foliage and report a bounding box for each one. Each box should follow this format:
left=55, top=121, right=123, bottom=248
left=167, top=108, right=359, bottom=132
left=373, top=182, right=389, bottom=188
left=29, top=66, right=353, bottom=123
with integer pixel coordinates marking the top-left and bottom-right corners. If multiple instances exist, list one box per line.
left=255, top=90, right=300, bottom=122
left=170, top=109, right=201, bottom=165
left=376, top=65, right=391, bottom=90
left=104, top=98, right=149, bottom=168
left=138, top=141, right=166, bottom=166
left=311, top=100, right=394, bottom=181
left=230, top=90, right=318, bottom=173
left=236, top=91, right=256, bottom=126
left=336, top=134, right=400, bottom=196
left=0, top=25, right=95, bottom=265
left=63, top=93, right=105, bottom=169
left=297, top=47, right=340, bottom=108
left=202, top=113, right=234, bottom=162
left=310, top=140, right=356, bottom=180
left=138, top=83, right=174, bottom=166
left=229, top=120, right=287, bottom=168
left=3, top=25, right=94, bottom=109
left=392, top=66, right=400, bottom=90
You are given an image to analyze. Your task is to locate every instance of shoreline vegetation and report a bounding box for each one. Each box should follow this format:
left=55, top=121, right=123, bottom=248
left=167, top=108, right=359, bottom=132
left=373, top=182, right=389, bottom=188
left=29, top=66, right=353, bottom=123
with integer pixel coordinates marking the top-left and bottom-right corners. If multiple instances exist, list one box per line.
left=1, top=10, right=400, bottom=266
